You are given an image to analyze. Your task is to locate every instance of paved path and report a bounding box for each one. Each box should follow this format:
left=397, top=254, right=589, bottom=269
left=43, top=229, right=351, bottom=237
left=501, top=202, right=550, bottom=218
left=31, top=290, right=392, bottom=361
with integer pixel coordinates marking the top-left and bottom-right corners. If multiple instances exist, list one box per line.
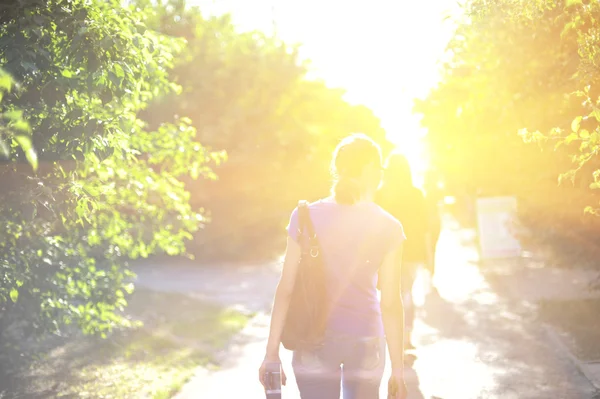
left=410, top=224, right=596, bottom=399
left=135, top=218, right=598, bottom=399
left=133, top=258, right=282, bottom=315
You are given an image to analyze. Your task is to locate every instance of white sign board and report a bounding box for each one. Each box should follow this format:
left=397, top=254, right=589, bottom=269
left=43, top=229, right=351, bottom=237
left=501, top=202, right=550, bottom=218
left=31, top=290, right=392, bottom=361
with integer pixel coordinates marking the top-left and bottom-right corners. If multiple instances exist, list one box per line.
left=475, top=196, right=521, bottom=259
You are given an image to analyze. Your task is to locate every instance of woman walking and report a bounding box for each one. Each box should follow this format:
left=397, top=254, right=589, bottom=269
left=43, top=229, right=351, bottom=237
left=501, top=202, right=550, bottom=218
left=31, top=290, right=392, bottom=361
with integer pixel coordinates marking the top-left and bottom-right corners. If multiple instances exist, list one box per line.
left=376, top=153, right=431, bottom=351
left=423, top=168, right=443, bottom=293
left=259, top=134, right=407, bottom=398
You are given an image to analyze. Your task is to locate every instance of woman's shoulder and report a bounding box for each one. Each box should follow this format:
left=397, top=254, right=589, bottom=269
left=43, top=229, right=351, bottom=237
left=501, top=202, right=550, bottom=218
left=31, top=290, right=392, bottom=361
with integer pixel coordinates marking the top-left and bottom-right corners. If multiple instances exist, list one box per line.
left=371, top=204, right=406, bottom=246
left=372, top=202, right=403, bottom=230
left=288, top=198, right=331, bottom=220
left=293, top=198, right=332, bottom=213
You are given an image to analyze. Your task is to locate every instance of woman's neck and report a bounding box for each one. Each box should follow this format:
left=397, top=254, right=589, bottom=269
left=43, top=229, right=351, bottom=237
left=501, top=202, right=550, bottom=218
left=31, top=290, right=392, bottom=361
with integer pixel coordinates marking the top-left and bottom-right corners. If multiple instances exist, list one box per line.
left=358, top=190, right=375, bottom=203
left=326, top=191, right=375, bottom=205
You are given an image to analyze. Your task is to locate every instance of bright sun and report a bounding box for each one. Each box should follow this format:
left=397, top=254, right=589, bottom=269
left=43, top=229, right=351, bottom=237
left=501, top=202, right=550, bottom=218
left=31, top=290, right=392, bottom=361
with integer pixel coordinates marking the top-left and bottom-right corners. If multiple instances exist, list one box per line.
left=192, top=0, right=460, bottom=187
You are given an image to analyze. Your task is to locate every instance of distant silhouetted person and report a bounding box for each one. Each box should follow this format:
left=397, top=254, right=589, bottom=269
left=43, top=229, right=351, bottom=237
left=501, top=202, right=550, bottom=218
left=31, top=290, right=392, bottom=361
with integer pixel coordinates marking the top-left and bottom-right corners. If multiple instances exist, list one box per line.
left=424, top=168, right=443, bottom=294
left=376, top=152, right=431, bottom=352
left=259, top=134, right=408, bottom=398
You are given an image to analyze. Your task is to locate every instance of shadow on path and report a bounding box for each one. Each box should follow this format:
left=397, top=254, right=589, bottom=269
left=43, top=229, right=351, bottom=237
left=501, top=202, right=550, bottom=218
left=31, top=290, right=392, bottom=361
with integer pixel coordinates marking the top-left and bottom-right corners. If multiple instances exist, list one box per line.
left=410, top=222, right=596, bottom=399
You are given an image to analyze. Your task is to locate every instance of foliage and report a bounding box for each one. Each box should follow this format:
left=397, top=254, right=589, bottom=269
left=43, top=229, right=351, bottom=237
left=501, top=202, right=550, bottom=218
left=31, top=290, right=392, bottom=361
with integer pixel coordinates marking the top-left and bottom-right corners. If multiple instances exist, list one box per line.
left=0, top=0, right=221, bottom=342
left=0, top=68, right=37, bottom=169
left=519, top=1, right=600, bottom=215
left=416, top=0, right=600, bottom=199
left=416, top=0, right=581, bottom=196
left=415, top=0, right=600, bottom=275
left=138, top=0, right=390, bottom=259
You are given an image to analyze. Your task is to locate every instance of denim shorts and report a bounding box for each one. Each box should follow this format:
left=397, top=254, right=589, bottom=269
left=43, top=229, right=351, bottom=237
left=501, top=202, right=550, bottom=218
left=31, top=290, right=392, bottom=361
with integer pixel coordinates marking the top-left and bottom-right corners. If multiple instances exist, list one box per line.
left=292, top=334, right=386, bottom=399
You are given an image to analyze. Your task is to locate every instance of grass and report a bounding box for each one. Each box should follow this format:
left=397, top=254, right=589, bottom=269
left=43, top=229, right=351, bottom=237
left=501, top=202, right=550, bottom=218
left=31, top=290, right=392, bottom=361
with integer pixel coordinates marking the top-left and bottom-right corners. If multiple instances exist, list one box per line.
left=3, top=288, right=251, bottom=399
left=538, top=298, right=600, bottom=362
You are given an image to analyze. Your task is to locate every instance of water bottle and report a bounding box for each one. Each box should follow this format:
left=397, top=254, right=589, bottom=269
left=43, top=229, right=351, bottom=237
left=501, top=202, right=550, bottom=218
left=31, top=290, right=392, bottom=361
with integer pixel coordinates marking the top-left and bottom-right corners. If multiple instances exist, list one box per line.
left=264, top=362, right=282, bottom=399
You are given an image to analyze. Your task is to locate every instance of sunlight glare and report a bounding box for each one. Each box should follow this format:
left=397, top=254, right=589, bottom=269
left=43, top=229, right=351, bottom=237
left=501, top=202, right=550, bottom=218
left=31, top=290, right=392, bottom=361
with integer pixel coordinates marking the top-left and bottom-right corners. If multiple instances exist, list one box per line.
left=191, top=0, right=461, bottom=187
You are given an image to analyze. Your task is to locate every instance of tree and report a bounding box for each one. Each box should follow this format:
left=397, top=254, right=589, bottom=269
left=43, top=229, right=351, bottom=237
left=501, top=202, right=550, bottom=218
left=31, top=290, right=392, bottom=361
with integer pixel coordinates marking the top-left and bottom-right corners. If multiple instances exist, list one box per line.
left=415, top=0, right=583, bottom=195
left=138, top=0, right=391, bottom=259
left=415, top=0, right=600, bottom=266
left=519, top=0, right=600, bottom=214
left=0, top=0, right=222, bottom=345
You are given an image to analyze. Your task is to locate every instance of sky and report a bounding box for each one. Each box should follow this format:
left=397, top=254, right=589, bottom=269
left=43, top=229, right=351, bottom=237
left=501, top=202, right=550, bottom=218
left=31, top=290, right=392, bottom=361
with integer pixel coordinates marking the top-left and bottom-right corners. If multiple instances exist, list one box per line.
left=191, top=0, right=460, bottom=178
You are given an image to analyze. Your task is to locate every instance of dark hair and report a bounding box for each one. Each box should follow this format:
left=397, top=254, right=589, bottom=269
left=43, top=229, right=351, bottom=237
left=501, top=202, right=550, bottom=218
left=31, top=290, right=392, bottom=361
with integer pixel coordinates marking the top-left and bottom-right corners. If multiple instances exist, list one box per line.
left=383, top=152, right=413, bottom=188
left=331, top=134, right=382, bottom=205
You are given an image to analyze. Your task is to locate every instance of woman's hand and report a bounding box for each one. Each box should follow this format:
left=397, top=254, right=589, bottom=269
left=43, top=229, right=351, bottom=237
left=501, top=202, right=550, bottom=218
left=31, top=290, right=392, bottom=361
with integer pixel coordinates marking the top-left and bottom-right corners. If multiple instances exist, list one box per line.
left=260, top=236, right=299, bottom=389
left=258, top=356, right=287, bottom=389
left=387, top=368, right=407, bottom=399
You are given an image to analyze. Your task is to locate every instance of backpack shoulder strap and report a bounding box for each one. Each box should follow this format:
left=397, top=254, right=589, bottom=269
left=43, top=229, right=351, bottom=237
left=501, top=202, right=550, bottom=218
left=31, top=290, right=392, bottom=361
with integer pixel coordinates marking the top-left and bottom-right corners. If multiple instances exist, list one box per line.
left=297, top=200, right=315, bottom=236
left=297, top=200, right=319, bottom=256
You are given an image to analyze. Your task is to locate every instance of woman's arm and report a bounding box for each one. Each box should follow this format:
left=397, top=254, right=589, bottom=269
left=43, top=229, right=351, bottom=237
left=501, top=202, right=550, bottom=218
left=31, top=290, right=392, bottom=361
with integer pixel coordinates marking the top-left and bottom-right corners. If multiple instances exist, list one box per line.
left=380, top=244, right=405, bottom=371
left=264, top=236, right=301, bottom=359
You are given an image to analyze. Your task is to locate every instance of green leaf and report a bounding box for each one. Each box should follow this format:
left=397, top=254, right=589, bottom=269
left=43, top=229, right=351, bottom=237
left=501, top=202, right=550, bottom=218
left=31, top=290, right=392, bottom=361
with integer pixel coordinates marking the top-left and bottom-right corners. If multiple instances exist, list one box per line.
left=114, top=64, right=125, bottom=79
left=0, top=72, right=12, bottom=91
left=572, top=116, right=582, bottom=132
left=10, top=288, right=18, bottom=303
left=4, top=110, right=23, bottom=121
left=14, top=135, right=38, bottom=170
left=75, top=199, right=86, bottom=218
left=123, top=283, right=135, bottom=294
left=135, top=23, right=147, bottom=35
left=0, top=138, right=8, bottom=158
left=12, top=120, right=31, bottom=132
left=565, top=0, right=582, bottom=7
left=14, top=135, right=32, bottom=151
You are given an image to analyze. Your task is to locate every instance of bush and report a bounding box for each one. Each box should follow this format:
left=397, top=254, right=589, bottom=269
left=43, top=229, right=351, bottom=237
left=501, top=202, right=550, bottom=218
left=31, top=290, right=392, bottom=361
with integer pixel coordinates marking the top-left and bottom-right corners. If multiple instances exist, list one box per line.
left=0, top=0, right=221, bottom=345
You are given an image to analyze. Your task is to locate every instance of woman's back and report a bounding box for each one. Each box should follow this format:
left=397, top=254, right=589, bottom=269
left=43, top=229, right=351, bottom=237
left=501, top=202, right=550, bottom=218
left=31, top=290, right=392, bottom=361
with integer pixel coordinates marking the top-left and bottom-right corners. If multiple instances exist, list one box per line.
left=287, top=198, right=404, bottom=337
left=261, top=134, right=408, bottom=399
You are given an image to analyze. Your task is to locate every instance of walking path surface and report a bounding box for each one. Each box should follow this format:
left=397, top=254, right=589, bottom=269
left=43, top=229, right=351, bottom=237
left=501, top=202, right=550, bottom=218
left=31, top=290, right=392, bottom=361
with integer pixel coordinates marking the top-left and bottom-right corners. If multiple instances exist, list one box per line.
left=135, top=217, right=598, bottom=399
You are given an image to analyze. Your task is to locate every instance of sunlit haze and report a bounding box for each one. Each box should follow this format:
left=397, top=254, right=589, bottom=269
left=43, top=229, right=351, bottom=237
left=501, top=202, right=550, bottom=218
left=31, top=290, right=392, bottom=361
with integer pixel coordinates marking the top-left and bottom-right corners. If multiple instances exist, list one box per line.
left=4, top=2, right=598, bottom=398
left=192, top=0, right=460, bottom=185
